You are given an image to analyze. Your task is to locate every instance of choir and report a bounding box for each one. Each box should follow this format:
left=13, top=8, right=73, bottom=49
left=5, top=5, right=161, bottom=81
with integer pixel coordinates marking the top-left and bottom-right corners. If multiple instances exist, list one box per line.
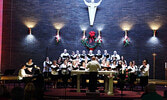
left=18, top=49, right=149, bottom=90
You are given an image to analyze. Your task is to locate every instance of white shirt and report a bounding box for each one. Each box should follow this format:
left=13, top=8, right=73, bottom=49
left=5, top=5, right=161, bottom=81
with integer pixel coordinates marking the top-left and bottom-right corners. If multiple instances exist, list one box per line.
left=60, top=53, right=69, bottom=59
left=18, top=69, right=28, bottom=80
left=111, top=64, right=117, bottom=69
left=128, top=66, right=136, bottom=73
left=87, top=60, right=101, bottom=72
left=51, top=65, right=59, bottom=75
left=43, top=61, right=52, bottom=72
left=139, top=64, right=149, bottom=76
left=60, top=63, right=72, bottom=71
left=111, top=54, right=120, bottom=60
left=122, top=64, right=127, bottom=70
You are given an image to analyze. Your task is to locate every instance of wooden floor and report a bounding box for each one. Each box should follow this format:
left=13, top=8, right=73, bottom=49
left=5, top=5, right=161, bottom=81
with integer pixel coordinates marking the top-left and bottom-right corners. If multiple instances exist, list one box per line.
left=149, top=79, right=167, bottom=85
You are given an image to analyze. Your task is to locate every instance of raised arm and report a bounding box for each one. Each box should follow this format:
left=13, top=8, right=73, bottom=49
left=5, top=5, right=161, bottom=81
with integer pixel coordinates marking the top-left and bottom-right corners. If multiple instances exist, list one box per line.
left=84, top=0, right=90, bottom=6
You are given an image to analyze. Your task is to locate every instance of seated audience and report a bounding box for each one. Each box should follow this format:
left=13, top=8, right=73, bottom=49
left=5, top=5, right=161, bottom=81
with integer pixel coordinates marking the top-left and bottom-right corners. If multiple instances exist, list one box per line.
left=141, top=84, right=163, bottom=100
left=0, top=85, right=10, bottom=100
left=11, top=87, right=24, bottom=100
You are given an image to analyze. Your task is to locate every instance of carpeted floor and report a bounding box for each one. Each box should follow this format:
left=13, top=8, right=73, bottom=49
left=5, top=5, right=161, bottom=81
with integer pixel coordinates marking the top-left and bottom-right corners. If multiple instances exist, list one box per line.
left=44, top=85, right=165, bottom=100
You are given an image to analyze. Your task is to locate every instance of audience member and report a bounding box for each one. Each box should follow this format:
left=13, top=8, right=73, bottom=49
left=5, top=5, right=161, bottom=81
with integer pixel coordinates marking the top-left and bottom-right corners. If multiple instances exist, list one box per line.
left=141, top=84, right=163, bottom=100
left=11, top=87, right=24, bottom=100
left=0, top=85, right=10, bottom=100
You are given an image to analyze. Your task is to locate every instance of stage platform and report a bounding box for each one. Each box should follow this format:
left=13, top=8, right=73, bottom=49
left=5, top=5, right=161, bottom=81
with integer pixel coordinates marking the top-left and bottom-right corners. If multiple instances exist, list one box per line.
left=1, top=76, right=167, bottom=100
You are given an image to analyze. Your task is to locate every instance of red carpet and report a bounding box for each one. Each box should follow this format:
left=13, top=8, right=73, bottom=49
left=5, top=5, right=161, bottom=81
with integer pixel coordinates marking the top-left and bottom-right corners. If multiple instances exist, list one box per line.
left=44, top=86, right=165, bottom=99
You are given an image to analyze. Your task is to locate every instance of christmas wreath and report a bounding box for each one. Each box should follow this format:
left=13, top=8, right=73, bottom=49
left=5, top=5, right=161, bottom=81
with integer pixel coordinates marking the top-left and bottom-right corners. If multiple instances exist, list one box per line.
left=81, top=31, right=102, bottom=50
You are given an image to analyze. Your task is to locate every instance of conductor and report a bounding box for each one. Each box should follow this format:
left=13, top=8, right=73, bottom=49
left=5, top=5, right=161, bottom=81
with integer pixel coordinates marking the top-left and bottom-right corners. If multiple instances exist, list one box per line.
left=86, top=56, right=101, bottom=92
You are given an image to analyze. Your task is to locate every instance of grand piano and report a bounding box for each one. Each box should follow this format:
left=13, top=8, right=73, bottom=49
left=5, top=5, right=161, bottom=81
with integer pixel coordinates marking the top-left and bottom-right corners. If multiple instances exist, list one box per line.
left=71, top=70, right=116, bottom=95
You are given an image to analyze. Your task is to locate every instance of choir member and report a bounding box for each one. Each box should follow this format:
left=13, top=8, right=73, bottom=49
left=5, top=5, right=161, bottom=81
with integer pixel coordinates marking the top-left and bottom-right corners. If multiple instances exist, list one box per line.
left=117, top=61, right=123, bottom=73
left=80, top=50, right=87, bottom=62
left=139, top=60, right=150, bottom=90
left=70, top=51, right=77, bottom=60
left=122, top=61, right=127, bottom=71
left=80, top=61, right=87, bottom=70
left=80, top=61, right=87, bottom=88
left=132, top=60, right=138, bottom=72
left=51, top=60, right=59, bottom=88
left=102, top=50, right=110, bottom=60
left=75, top=50, right=80, bottom=58
left=43, top=57, right=52, bottom=77
left=71, top=60, right=79, bottom=87
left=60, top=49, right=70, bottom=60
left=60, top=59, right=71, bottom=87
left=120, top=56, right=127, bottom=65
left=59, top=59, right=72, bottom=72
left=75, top=56, right=81, bottom=66
left=111, top=60, right=117, bottom=69
left=57, top=57, right=62, bottom=65
left=95, top=50, right=102, bottom=62
left=25, top=59, right=37, bottom=74
left=101, top=59, right=107, bottom=71
left=128, top=61, right=137, bottom=73
left=72, top=60, right=79, bottom=70
left=18, top=65, right=32, bottom=80
left=127, top=61, right=136, bottom=90
left=106, top=61, right=111, bottom=71
left=111, top=51, right=120, bottom=61
left=87, top=50, right=94, bottom=60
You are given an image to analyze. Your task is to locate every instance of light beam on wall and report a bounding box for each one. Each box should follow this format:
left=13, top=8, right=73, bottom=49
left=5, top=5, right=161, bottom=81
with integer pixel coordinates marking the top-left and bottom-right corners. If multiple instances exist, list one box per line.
left=148, top=22, right=161, bottom=31
left=23, top=19, right=37, bottom=28
left=148, top=36, right=159, bottom=45
left=120, top=22, right=133, bottom=31
left=80, top=24, right=88, bottom=31
left=96, top=24, right=105, bottom=31
left=25, top=34, right=37, bottom=44
left=53, top=23, right=65, bottom=30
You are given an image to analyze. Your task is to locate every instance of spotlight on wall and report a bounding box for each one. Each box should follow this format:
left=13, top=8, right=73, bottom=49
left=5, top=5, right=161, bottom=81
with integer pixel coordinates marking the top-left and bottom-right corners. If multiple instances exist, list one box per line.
left=53, top=23, right=65, bottom=30
left=148, top=22, right=161, bottom=31
left=80, top=25, right=88, bottom=31
left=120, top=22, right=133, bottom=31
left=96, top=24, right=105, bottom=31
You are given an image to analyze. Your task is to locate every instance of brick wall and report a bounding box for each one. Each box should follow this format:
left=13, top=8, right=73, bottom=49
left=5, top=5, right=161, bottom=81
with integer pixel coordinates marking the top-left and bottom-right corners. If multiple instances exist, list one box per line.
left=2, top=0, right=167, bottom=79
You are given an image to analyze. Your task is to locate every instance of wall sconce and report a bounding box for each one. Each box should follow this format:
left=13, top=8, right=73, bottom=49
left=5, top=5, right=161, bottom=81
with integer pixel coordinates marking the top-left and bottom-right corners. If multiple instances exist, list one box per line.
left=96, top=30, right=102, bottom=44
left=153, top=30, right=157, bottom=37
left=98, top=30, right=101, bottom=39
left=28, top=28, right=32, bottom=35
left=123, top=30, right=130, bottom=47
left=55, top=29, right=60, bottom=43
left=82, top=30, right=86, bottom=40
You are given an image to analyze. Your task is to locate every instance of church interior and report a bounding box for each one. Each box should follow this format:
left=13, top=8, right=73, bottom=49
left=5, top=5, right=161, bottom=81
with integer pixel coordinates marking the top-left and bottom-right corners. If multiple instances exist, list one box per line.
left=1, top=0, right=167, bottom=100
